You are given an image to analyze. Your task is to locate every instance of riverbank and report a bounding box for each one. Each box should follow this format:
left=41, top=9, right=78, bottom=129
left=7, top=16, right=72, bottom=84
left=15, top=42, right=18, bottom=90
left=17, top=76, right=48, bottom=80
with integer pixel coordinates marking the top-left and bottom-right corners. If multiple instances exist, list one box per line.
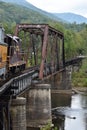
left=51, top=89, right=72, bottom=94
left=51, top=87, right=87, bottom=95
left=72, top=87, right=87, bottom=94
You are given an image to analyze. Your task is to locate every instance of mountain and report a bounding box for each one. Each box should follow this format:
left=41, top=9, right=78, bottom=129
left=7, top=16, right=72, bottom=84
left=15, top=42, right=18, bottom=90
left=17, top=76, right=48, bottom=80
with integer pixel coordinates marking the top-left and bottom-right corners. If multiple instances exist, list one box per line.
left=0, top=1, right=56, bottom=24
left=0, top=0, right=62, bottom=22
left=1, top=0, right=87, bottom=24
left=53, top=13, right=87, bottom=24
left=0, top=0, right=41, bottom=11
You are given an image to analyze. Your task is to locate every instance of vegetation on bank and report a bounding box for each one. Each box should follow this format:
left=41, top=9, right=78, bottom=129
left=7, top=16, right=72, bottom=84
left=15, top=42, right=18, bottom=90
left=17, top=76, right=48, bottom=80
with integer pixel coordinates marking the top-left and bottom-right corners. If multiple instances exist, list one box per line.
left=72, top=59, right=87, bottom=87
left=40, top=123, right=58, bottom=130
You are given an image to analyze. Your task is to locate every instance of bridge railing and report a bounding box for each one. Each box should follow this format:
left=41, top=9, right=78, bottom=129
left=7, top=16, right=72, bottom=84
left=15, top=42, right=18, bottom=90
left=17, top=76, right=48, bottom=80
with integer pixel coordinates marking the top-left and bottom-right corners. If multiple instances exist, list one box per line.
left=0, top=69, right=39, bottom=98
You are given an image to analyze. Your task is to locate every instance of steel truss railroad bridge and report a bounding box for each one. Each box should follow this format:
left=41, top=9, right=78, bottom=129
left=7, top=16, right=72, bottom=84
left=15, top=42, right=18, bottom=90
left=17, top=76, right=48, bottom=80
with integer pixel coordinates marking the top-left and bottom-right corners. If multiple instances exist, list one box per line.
left=0, top=24, right=84, bottom=130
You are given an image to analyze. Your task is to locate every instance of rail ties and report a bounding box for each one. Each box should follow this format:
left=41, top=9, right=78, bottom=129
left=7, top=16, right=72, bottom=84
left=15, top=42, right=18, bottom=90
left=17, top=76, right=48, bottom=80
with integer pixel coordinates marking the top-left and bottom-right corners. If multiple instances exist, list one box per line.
left=12, top=70, right=39, bottom=96
left=12, top=73, right=31, bottom=96
left=0, top=70, right=39, bottom=98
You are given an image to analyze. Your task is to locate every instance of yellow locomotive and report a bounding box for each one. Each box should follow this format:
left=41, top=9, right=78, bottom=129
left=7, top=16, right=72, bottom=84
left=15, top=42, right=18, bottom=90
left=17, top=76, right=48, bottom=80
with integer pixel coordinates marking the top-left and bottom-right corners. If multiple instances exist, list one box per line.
left=0, top=26, right=26, bottom=80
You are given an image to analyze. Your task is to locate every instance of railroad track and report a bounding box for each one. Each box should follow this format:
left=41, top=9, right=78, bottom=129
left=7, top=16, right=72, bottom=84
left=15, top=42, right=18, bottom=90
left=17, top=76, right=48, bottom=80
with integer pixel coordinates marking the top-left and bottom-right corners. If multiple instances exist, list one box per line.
left=0, top=63, right=59, bottom=97
left=0, top=65, right=39, bottom=87
left=0, top=65, right=40, bottom=98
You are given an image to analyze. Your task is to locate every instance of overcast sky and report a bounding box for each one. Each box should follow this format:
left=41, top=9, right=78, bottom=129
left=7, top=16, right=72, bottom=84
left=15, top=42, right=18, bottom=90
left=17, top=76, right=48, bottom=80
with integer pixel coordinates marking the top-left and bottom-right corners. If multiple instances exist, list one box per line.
left=26, top=0, right=87, bottom=18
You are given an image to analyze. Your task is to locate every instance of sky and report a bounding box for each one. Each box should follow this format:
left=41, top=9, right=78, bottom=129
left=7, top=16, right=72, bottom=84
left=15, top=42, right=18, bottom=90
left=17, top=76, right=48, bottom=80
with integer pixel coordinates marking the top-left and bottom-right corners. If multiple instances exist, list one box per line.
left=26, top=0, right=87, bottom=18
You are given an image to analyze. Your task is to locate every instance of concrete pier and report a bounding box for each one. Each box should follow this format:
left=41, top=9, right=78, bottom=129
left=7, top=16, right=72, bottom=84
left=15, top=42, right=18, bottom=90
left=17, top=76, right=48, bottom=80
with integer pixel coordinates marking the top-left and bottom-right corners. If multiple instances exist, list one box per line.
left=26, top=84, right=52, bottom=128
left=10, top=97, right=26, bottom=130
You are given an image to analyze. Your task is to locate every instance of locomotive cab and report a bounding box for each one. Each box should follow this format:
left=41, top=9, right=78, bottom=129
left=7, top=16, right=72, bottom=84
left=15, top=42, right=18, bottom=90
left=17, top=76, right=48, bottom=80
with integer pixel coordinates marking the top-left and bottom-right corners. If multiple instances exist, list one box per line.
left=0, top=27, right=7, bottom=79
left=5, top=34, right=26, bottom=73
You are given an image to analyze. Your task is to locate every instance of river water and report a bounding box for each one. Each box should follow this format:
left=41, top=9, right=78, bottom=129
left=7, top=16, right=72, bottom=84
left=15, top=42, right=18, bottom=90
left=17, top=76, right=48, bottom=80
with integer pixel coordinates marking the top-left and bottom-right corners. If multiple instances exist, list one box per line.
left=52, top=93, right=87, bottom=130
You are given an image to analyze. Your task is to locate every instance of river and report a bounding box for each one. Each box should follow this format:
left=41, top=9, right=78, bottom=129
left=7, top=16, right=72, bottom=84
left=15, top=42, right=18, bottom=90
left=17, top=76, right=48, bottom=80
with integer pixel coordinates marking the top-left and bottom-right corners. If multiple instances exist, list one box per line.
left=52, top=93, right=87, bottom=130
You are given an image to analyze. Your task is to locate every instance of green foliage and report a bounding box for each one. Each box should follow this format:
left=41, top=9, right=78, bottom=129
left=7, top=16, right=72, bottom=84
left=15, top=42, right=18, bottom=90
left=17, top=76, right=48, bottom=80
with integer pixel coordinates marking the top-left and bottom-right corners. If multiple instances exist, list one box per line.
left=0, top=1, right=61, bottom=25
left=72, top=59, right=87, bottom=87
left=40, top=123, right=58, bottom=130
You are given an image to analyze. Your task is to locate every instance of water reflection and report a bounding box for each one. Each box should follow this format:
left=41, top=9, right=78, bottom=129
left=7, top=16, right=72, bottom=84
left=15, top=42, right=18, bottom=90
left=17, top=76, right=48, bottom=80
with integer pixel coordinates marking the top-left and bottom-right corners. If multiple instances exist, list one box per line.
left=51, top=93, right=71, bottom=108
left=52, top=93, right=87, bottom=130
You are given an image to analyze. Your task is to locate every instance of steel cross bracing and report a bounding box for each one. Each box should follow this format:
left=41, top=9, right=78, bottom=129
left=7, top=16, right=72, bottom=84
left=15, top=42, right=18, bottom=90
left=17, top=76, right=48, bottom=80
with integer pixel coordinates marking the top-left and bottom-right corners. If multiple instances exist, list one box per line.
left=15, top=24, right=65, bottom=79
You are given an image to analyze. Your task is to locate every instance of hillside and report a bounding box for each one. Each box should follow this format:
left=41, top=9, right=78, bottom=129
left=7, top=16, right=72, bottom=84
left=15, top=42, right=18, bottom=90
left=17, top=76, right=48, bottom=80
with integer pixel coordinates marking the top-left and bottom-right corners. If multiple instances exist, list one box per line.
left=53, top=13, right=87, bottom=24
left=0, top=1, right=62, bottom=25
left=1, top=0, right=87, bottom=24
left=0, top=0, right=62, bottom=22
left=0, top=0, right=45, bottom=13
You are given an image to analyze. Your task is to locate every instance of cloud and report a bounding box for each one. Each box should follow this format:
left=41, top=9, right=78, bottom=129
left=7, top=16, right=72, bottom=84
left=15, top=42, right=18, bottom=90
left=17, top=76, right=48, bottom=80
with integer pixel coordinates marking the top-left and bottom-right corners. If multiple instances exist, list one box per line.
left=26, top=0, right=87, bottom=17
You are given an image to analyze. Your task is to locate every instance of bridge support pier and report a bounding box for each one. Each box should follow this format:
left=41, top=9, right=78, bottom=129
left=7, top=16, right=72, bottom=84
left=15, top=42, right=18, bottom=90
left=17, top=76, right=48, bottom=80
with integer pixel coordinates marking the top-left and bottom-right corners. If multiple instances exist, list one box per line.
left=0, top=102, right=10, bottom=130
left=10, top=97, right=26, bottom=130
left=26, top=84, right=52, bottom=128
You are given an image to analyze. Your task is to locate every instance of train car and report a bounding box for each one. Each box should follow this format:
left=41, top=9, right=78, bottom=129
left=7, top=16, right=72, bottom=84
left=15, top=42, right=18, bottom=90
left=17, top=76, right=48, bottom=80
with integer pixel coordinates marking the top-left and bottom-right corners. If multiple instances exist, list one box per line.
left=5, top=34, right=26, bottom=74
left=0, top=26, right=26, bottom=80
left=0, top=27, right=8, bottom=79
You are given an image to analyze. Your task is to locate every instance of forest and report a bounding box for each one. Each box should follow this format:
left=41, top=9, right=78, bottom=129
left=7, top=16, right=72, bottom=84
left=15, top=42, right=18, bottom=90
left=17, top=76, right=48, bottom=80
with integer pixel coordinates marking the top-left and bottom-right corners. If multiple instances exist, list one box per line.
left=1, top=1, right=87, bottom=87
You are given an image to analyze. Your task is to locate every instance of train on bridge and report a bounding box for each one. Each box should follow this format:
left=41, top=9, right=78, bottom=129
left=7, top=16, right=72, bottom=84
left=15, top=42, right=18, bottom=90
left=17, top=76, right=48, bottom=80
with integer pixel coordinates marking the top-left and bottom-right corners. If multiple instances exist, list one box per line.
left=0, top=24, right=65, bottom=80
left=0, top=26, right=26, bottom=80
